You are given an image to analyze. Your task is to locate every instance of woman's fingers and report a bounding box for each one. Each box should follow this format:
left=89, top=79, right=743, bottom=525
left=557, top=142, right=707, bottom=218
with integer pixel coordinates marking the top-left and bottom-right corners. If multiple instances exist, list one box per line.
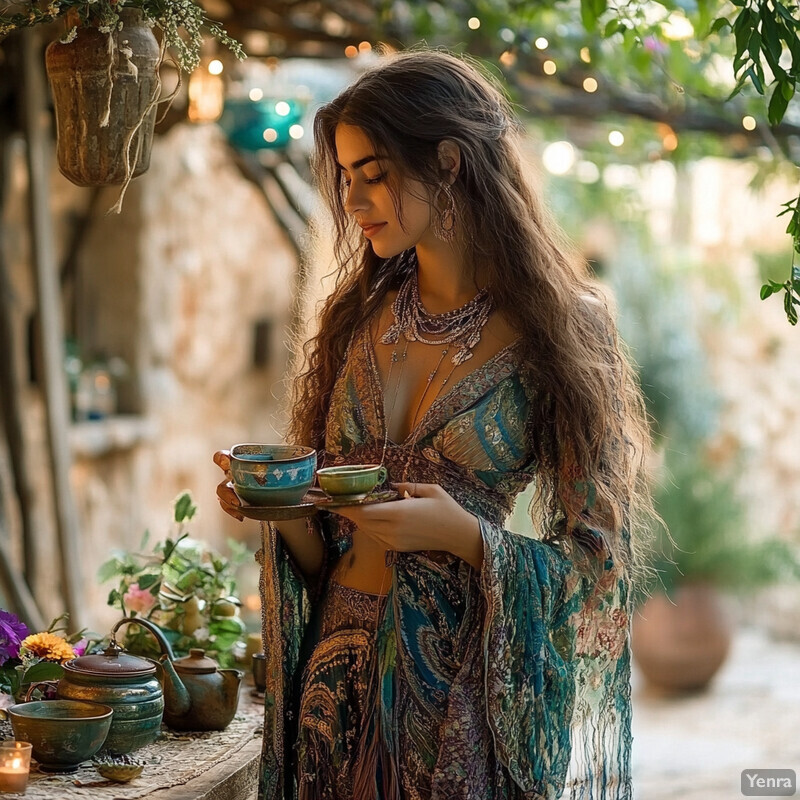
left=392, top=482, right=442, bottom=499
left=213, top=449, right=232, bottom=476
left=216, top=479, right=244, bottom=521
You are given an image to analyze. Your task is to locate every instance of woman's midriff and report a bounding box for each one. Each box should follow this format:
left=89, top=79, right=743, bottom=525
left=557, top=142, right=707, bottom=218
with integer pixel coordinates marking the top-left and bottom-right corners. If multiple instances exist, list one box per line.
left=329, top=528, right=393, bottom=595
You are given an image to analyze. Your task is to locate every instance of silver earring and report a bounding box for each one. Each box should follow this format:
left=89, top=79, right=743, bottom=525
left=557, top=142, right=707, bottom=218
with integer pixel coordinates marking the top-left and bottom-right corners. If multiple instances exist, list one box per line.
left=433, top=183, right=456, bottom=243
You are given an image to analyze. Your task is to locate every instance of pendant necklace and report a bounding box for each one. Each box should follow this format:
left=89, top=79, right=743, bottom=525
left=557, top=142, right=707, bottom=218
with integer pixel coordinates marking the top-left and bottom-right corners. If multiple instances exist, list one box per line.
left=378, top=267, right=493, bottom=477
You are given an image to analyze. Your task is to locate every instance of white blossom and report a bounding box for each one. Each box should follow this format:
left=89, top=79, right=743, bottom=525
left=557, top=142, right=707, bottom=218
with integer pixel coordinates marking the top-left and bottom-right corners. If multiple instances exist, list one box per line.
left=60, top=25, right=77, bottom=43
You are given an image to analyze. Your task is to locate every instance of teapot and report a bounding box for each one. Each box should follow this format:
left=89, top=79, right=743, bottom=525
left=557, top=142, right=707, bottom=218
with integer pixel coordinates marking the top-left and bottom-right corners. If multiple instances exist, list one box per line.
left=113, top=617, right=243, bottom=732
left=47, top=638, right=164, bottom=754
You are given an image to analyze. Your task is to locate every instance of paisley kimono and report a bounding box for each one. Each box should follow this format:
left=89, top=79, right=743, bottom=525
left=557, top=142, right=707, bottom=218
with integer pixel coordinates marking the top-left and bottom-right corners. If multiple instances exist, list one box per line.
left=257, top=324, right=633, bottom=800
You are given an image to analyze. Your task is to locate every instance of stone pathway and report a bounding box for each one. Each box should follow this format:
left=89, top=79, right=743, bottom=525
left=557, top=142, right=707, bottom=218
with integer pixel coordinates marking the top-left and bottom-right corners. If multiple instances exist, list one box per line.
left=632, top=626, right=800, bottom=799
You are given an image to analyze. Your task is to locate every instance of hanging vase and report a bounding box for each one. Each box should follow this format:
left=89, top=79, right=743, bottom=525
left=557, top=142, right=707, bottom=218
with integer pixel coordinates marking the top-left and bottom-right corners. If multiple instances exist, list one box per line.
left=45, top=9, right=160, bottom=187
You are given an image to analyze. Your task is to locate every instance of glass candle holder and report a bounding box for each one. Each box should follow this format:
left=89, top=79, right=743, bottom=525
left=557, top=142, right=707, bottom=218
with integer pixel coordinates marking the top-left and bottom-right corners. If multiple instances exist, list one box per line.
left=0, top=741, right=31, bottom=794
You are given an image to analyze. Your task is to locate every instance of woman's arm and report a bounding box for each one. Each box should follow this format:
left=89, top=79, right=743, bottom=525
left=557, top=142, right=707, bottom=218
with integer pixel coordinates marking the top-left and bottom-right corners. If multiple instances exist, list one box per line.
left=213, top=450, right=325, bottom=584
left=271, top=517, right=325, bottom=583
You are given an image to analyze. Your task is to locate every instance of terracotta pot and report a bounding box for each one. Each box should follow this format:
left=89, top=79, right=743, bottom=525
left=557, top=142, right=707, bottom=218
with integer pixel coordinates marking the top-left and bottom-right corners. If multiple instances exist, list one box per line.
left=45, top=9, right=160, bottom=186
left=632, top=582, right=731, bottom=693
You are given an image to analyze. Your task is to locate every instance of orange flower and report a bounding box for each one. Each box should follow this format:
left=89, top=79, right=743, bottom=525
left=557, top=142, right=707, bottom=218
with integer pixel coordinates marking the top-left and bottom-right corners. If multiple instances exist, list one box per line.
left=21, top=632, right=75, bottom=662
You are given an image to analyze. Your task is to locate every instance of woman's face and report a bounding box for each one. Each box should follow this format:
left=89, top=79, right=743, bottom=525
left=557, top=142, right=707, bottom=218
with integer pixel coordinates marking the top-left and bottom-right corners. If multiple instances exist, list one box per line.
left=334, top=123, right=435, bottom=258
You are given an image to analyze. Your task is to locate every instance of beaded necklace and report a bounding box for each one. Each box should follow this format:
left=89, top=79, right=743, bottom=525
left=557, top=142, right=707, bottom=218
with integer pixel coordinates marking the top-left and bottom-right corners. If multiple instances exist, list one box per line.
left=378, top=268, right=493, bottom=475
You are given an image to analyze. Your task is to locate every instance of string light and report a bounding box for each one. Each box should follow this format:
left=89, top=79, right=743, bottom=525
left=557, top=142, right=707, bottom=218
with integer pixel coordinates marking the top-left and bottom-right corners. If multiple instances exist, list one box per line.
left=358, top=41, right=372, bottom=52
left=663, top=132, right=679, bottom=150
left=275, top=101, right=291, bottom=116
left=289, top=124, right=304, bottom=140
left=742, top=115, right=757, bottom=130
left=580, top=47, right=591, bottom=63
left=263, top=128, right=278, bottom=143
left=608, top=130, right=625, bottom=146
left=468, top=17, right=481, bottom=30
left=499, top=50, right=517, bottom=67
left=535, top=37, right=549, bottom=50
left=208, top=59, right=223, bottom=75
left=345, top=45, right=358, bottom=58
left=543, top=60, right=557, bottom=75
left=583, top=77, right=598, bottom=93
left=249, top=88, right=263, bottom=102
left=542, top=141, right=576, bottom=175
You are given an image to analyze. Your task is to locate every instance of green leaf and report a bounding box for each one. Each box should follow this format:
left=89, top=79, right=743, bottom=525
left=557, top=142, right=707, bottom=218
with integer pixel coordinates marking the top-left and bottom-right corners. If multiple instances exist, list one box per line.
left=708, top=17, right=731, bottom=35
left=173, top=492, right=197, bottom=523
left=784, top=288, right=798, bottom=324
left=139, top=529, right=151, bottom=550
left=769, top=82, right=790, bottom=124
left=22, top=661, right=65, bottom=683
left=761, top=11, right=783, bottom=64
left=760, top=283, right=777, bottom=299
left=97, top=557, right=124, bottom=584
left=783, top=81, right=796, bottom=100
left=137, top=573, right=159, bottom=590
left=107, top=588, right=121, bottom=607
left=580, top=0, right=597, bottom=31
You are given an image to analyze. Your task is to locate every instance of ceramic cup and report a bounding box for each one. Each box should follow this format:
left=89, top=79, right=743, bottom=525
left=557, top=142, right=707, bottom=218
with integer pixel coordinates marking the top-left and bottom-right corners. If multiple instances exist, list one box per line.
left=0, top=700, right=113, bottom=773
left=316, top=464, right=388, bottom=500
left=230, top=444, right=316, bottom=506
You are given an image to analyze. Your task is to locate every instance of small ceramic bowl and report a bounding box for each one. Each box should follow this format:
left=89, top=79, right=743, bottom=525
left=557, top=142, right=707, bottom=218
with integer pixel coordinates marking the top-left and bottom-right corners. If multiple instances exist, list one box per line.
left=3, top=699, right=113, bottom=773
left=93, top=754, right=146, bottom=782
left=316, top=464, right=387, bottom=500
left=230, top=444, right=316, bottom=506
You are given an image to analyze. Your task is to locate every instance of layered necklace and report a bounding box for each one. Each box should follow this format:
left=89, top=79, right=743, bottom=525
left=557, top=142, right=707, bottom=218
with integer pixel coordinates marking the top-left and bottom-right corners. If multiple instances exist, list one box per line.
left=378, top=267, right=493, bottom=473
left=381, top=268, right=492, bottom=366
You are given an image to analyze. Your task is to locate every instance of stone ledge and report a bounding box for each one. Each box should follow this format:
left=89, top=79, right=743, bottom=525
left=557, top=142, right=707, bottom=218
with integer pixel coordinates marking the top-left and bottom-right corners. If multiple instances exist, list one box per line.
left=70, top=415, right=160, bottom=459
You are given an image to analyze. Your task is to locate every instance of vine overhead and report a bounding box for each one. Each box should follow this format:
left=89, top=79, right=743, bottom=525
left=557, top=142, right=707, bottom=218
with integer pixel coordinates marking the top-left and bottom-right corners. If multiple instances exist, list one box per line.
left=0, top=0, right=798, bottom=317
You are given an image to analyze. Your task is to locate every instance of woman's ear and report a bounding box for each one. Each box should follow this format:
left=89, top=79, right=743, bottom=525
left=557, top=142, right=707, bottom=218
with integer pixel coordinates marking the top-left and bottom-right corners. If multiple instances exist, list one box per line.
left=437, top=139, right=461, bottom=184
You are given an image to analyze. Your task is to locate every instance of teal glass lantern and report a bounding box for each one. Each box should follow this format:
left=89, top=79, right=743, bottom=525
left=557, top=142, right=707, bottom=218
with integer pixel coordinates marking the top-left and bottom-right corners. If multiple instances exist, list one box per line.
left=219, top=96, right=305, bottom=151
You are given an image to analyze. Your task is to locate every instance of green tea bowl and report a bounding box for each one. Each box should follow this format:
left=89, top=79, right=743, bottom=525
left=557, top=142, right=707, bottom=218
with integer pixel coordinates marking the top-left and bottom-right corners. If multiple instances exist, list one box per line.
left=230, top=443, right=316, bottom=506
left=316, top=464, right=388, bottom=500
left=3, top=699, right=113, bottom=773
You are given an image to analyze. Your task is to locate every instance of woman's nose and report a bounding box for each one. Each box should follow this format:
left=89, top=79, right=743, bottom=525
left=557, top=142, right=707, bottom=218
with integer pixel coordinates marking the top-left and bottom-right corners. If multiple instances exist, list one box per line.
left=344, top=182, right=367, bottom=215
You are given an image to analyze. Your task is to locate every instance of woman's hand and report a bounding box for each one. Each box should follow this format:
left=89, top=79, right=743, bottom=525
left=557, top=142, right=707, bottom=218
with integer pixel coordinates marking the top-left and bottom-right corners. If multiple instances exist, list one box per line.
left=213, top=450, right=244, bottom=522
left=328, top=482, right=484, bottom=570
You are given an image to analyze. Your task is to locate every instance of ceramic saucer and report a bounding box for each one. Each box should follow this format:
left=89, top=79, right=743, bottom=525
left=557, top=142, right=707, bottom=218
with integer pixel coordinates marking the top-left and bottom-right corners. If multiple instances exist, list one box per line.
left=235, top=491, right=319, bottom=521
left=312, top=489, right=400, bottom=509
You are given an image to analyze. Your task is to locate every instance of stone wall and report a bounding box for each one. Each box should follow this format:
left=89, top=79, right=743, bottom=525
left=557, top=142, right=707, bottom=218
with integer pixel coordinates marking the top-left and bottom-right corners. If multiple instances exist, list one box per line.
left=1, top=123, right=297, bottom=631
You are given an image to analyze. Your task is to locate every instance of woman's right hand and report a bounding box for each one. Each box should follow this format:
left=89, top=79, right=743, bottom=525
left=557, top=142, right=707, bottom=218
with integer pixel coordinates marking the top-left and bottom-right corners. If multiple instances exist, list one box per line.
left=213, top=450, right=244, bottom=522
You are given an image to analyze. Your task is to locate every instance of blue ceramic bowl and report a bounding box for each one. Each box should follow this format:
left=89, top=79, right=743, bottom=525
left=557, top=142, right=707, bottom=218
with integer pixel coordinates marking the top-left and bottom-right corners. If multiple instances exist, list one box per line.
left=230, top=444, right=316, bottom=506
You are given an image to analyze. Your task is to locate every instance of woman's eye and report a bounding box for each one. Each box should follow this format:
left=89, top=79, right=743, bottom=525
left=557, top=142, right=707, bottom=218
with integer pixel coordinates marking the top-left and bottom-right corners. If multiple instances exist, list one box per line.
left=365, top=173, right=386, bottom=185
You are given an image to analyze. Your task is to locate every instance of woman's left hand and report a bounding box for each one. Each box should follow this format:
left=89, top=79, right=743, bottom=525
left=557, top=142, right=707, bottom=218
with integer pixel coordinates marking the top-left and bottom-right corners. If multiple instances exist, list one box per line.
left=328, top=482, right=484, bottom=570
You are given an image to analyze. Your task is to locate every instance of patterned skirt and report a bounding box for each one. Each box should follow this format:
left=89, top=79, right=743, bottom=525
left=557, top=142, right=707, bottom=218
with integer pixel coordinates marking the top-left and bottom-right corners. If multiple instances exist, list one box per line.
left=295, top=581, right=389, bottom=800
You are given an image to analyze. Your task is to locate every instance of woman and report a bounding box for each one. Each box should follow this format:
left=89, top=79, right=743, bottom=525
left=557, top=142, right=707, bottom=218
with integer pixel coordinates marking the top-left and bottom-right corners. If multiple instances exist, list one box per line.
left=215, top=50, right=652, bottom=800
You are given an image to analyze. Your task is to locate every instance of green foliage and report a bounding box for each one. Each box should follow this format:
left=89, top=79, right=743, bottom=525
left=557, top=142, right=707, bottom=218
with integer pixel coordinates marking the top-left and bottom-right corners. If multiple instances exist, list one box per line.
left=0, top=0, right=244, bottom=73
left=643, top=446, right=800, bottom=598
left=97, top=492, right=250, bottom=668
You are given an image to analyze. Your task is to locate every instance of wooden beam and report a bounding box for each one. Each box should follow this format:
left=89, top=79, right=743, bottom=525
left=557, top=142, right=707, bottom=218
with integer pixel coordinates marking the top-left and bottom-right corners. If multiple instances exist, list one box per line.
left=20, top=29, right=83, bottom=628
left=0, top=131, right=40, bottom=592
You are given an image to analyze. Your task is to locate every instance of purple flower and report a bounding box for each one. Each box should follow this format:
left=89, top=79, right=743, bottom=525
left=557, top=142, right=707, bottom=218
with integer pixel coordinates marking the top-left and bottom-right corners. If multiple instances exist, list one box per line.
left=643, top=35, right=668, bottom=54
left=0, top=610, right=29, bottom=664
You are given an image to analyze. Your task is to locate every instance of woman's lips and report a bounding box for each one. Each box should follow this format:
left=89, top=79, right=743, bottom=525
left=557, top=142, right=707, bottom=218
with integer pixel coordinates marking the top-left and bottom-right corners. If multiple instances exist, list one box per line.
left=360, top=222, right=386, bottom=237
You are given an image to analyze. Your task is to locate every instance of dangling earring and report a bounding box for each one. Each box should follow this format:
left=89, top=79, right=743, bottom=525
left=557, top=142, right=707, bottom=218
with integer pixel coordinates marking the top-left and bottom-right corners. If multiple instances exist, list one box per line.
left=433, top=183, right=456, bottom=243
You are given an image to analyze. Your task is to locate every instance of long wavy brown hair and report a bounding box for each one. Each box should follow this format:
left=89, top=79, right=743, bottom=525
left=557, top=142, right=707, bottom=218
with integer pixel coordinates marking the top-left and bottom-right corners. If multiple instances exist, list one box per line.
left=290, top=50, right=654, bottom=575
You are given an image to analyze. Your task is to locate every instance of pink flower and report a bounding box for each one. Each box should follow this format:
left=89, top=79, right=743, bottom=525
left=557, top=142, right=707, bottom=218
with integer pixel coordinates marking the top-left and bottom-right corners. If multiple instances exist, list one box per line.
left=643, top=35, right=667, bottom=54
left=122, top=584, right=156, bottom=616
left=72, top=638, right=88, bottom=657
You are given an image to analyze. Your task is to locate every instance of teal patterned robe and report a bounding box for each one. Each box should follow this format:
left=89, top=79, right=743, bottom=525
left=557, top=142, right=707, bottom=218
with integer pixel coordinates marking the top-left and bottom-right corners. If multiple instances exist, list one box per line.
left=258, top=324, right=632, bottom=800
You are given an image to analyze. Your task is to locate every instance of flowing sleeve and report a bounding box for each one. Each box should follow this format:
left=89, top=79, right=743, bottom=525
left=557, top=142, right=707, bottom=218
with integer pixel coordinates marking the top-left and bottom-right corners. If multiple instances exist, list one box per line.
left=464, top=481, right=633, bottom=800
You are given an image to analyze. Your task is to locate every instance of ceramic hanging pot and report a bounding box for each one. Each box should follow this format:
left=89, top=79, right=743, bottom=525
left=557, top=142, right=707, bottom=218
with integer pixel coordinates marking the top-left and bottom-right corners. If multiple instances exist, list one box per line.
left=44, top=9, right=160, bottom=187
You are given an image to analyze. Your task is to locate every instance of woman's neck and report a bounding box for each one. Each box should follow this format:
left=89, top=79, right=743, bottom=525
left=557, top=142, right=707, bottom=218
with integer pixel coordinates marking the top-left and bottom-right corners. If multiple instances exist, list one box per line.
left=414, top=237, right=486, bottom=314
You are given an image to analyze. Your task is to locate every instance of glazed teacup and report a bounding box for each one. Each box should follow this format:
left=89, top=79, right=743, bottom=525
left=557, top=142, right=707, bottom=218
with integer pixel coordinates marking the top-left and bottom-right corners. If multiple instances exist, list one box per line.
left=230, top=443, right=316, bottom=506
left=316, top=464, right=388, bottom=500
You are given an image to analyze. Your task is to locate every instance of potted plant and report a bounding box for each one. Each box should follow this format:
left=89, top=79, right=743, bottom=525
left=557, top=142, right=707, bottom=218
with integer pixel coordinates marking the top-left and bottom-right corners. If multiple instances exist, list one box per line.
left=98, top=492, right=249, bottom=668
left=0, top=0, right=244, bottom=209
left=632, top=445, right=800, bottom=693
